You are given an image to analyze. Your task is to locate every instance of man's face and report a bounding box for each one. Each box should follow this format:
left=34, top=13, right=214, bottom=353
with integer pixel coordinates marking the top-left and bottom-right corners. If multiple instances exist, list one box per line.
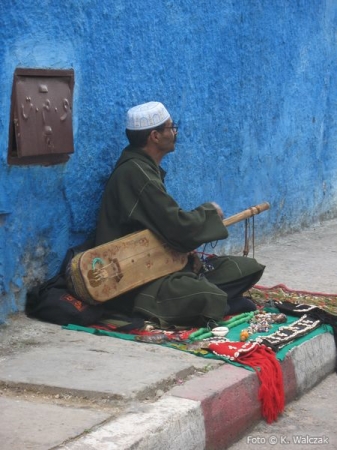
left=157, top=118, right=178, bottom=154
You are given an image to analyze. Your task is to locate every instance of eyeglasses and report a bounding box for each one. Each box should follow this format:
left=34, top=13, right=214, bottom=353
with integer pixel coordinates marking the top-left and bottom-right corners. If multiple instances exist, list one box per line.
left=163, top=123, right=178, bottom=133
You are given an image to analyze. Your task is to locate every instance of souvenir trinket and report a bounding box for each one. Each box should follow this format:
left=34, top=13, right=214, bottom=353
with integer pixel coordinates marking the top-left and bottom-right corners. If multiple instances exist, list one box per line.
left=212, top=326, right=229, bottom=337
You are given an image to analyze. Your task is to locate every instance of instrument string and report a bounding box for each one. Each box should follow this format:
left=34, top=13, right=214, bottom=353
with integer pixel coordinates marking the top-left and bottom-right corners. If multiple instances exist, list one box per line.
left=243, top=216, right=255, bottom=258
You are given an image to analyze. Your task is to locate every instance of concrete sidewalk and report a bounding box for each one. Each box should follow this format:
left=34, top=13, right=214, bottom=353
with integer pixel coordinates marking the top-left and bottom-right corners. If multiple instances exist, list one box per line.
left=0, top=219, right=336, bottom=450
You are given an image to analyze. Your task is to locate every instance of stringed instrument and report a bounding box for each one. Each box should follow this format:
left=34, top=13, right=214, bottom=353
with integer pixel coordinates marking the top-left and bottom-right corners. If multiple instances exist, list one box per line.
left=67, top=202, right=270, bottom=305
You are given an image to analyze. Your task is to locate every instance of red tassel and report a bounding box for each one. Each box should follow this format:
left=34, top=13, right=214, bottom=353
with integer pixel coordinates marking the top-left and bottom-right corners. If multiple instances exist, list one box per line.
left=209, top=341, right=284, bottom=423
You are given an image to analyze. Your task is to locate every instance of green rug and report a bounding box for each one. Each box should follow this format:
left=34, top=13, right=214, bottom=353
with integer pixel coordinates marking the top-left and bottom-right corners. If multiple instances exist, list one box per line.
left=63, top=308, right=333, bottom=363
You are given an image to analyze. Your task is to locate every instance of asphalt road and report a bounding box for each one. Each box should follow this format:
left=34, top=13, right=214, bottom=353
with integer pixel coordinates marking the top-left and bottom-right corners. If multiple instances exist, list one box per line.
left=228, top=372, right=337, bottom=450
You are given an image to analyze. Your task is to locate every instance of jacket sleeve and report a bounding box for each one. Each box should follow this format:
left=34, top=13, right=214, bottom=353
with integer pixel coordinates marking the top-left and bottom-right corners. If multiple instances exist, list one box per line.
left=127, top=178, right=229, bottom=253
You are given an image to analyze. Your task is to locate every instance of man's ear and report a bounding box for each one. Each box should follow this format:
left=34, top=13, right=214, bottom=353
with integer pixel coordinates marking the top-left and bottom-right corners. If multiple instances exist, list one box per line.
left=149, top=129, right=160, bottom=144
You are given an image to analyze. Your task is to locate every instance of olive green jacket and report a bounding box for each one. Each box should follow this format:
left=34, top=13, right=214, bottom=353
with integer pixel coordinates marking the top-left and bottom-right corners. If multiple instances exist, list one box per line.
left=95, top=145, right=228, bottom=252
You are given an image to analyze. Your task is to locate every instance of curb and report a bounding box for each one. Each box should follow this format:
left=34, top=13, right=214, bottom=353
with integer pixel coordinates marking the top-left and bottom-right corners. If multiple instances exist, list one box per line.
left=58, top=332, right=336, bottom=450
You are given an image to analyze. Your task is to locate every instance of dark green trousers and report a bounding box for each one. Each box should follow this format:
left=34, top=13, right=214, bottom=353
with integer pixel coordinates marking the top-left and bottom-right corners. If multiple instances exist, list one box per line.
left=132, top=255, right=265, bottom=327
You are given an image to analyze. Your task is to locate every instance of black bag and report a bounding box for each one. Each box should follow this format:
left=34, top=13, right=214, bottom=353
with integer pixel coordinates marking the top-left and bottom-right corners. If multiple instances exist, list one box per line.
left=25, top=239, right=104, bottom=326
left=25, top=272, right=106, bottom=326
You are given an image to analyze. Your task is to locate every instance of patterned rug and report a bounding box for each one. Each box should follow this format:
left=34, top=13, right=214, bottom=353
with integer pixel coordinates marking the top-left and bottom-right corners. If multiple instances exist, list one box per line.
left=249, top=284, right=337, bottom=315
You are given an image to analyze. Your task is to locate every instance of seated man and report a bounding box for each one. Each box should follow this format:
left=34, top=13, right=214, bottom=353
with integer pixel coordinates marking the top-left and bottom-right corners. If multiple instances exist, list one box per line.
left=95, top=101, right=265, bottom=327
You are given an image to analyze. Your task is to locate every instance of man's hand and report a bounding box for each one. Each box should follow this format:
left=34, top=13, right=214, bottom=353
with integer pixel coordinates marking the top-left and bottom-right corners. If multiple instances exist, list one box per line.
left=188, top=251, right=204, bottom=274
left=211, top=202, right=224, bottom=219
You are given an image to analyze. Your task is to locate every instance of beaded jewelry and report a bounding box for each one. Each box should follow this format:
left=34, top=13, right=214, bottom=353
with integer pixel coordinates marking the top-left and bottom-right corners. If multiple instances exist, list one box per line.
left=247, top=311, right=287, bottom=335
left=255, top=314, right=321, bottom=351
left=218, top=311, right=256, bottom=328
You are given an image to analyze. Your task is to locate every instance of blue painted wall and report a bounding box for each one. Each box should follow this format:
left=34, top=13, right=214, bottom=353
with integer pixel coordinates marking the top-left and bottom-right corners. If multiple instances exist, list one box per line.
left=1, top=0, right=337, bottom=322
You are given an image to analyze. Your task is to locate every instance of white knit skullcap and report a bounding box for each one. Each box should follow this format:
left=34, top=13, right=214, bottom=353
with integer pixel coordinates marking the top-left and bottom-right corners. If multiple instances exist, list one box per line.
left=126, top=101, right=170, bottom=130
